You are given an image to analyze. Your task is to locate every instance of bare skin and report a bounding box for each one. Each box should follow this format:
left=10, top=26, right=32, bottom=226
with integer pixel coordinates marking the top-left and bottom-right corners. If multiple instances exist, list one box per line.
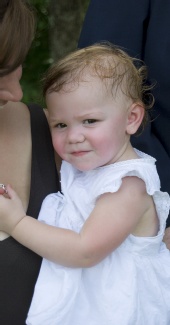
left=0, top=102, right=61, bottom=241
left=0, top=72, right=169, bottom=248
left=0, top=101, right=31, bottom=239
left=0, top=176, right=159, bottom=268
left=0, top=86, right=161, bottom=267
left=163, top=227, right=170, bottom=249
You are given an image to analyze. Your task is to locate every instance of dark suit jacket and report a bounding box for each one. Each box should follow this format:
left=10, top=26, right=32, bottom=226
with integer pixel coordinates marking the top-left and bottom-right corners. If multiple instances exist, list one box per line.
left=78, top=0, right=170, bottom=226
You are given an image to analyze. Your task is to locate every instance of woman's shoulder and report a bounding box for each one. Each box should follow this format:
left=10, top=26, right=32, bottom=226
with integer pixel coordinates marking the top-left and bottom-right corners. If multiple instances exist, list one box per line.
left=10, top=101, right=46, bottom=123
left=3, top=101, right=47, bottom=139
left=5, top=101, right=30, bottom=124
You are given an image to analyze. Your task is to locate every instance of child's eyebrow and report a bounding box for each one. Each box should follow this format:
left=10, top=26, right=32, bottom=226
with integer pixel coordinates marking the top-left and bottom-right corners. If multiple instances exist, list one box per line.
left=78, top=112, right=105, bottom=119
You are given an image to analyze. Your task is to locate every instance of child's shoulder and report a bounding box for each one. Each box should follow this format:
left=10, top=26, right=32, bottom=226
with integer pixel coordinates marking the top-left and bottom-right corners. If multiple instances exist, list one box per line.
left=88, top=151, right=160, bottom=199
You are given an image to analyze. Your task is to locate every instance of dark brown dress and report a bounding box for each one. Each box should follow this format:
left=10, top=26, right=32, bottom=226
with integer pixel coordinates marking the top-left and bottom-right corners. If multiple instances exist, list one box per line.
left=0, top=104, right=60, bottom=324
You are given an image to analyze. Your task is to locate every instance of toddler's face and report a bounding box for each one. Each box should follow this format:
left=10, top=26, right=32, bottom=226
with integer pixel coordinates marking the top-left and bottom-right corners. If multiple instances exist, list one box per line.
left=47, top=76, right=132, bottom=171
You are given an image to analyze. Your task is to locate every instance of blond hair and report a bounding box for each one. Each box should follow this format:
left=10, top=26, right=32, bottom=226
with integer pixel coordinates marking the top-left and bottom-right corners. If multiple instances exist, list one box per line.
left=43, top=43, right=154, bottom=127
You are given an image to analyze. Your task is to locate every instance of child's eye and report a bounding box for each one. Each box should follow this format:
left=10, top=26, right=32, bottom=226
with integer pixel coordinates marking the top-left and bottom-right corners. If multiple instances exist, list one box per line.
left=83, top=119, right=97, bottom=125
left=55, top=123, right=67, bottom=129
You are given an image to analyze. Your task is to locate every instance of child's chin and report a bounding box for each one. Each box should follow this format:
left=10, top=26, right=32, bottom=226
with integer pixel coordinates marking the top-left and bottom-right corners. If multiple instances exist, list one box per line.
left=74, top=163, right=99, bottom=172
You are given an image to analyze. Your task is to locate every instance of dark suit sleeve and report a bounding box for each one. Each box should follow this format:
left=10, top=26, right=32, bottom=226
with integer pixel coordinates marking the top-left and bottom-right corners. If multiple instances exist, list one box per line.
left=79, top=0, right=170, bottom=227
left=78, top=0, right=149, bottom=58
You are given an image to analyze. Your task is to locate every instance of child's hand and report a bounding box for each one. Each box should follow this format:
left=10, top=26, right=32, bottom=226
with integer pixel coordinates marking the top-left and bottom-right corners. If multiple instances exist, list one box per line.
left=0, top=185, right=26, bottom=235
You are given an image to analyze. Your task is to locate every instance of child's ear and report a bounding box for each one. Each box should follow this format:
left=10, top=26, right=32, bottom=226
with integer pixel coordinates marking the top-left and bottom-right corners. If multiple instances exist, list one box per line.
left=126, top=103, right=144, bottom=135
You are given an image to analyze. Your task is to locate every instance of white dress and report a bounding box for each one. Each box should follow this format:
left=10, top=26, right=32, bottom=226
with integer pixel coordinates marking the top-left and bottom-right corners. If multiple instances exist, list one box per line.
left=26, top=150, right=170, bottom=325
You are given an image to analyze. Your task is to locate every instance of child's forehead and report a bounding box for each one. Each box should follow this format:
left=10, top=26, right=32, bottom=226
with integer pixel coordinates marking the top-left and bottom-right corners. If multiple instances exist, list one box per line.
left=47, top=75, right=129, bottom=112
left=47, top=54, right=131, bottom=102
left=50, top=73, right=105, bottom=94
left=47, top=74, right=129, bottom=112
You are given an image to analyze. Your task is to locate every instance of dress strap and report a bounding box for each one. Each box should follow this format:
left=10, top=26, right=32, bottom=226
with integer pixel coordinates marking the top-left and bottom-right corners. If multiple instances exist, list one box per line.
left=27, top=104, right=59, bottom=217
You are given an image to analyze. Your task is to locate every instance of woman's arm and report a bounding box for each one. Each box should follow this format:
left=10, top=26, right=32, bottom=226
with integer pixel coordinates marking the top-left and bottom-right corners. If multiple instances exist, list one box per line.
left=0, top=178, right=153, bottom=267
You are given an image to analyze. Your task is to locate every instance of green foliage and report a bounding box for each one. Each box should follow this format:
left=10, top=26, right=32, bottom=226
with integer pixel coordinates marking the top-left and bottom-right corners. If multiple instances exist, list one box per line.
left=22, top=0, right=51, bottom=106
left=21, top=0, right=90, bottom=106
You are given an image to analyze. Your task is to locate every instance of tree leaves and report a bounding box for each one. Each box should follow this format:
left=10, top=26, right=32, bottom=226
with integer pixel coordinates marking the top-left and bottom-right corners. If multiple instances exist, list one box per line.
left=22, top=0, right=89, bottom=106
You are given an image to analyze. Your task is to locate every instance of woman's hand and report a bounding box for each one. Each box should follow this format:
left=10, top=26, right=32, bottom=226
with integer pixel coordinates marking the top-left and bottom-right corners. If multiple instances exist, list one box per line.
left=0, top=184, right=8, bottom=195
left=163, top=227, right=170, bottom=249
left=0, top=185, right=26, bottom=235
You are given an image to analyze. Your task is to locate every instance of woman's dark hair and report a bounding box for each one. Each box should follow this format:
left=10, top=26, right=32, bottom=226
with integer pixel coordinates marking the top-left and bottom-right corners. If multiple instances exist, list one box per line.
left=0, top=0, right=35, bottom=76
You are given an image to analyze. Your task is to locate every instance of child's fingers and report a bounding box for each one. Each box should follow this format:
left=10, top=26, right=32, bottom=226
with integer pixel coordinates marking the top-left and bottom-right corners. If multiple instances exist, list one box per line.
left=0, top=188, right=5, bottom=195
left=5, top=184, right=19, bottom=200
left=0, top=184, right=8, bottom=195
left=5, top=185, right=25, bottom=212
left=0, top=185, right=19, bottom=201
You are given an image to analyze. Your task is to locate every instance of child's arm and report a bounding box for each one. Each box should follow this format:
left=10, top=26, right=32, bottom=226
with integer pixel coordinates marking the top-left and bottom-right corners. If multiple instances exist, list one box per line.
left=163, top=227, right=170, bottom=249
left=0, top=178, right=154, bottom=267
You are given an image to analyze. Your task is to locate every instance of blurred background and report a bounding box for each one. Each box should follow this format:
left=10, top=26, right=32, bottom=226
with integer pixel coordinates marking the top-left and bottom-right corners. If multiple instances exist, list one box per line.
left=22, top=0, right=90, bottom=105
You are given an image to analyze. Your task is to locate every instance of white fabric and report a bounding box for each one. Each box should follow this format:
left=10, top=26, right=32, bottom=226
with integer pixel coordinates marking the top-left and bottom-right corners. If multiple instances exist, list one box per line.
left=26, top=149, right=170, bottom=325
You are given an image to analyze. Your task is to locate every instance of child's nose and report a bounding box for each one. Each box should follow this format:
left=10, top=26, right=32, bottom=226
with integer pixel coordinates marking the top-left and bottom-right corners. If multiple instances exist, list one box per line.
left=68, top=127, right=85, bottom=143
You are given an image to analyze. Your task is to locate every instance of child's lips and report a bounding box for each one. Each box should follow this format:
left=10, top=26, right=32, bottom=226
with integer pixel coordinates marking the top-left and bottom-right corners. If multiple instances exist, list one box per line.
left=71, top=150, right=91, bottom=157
